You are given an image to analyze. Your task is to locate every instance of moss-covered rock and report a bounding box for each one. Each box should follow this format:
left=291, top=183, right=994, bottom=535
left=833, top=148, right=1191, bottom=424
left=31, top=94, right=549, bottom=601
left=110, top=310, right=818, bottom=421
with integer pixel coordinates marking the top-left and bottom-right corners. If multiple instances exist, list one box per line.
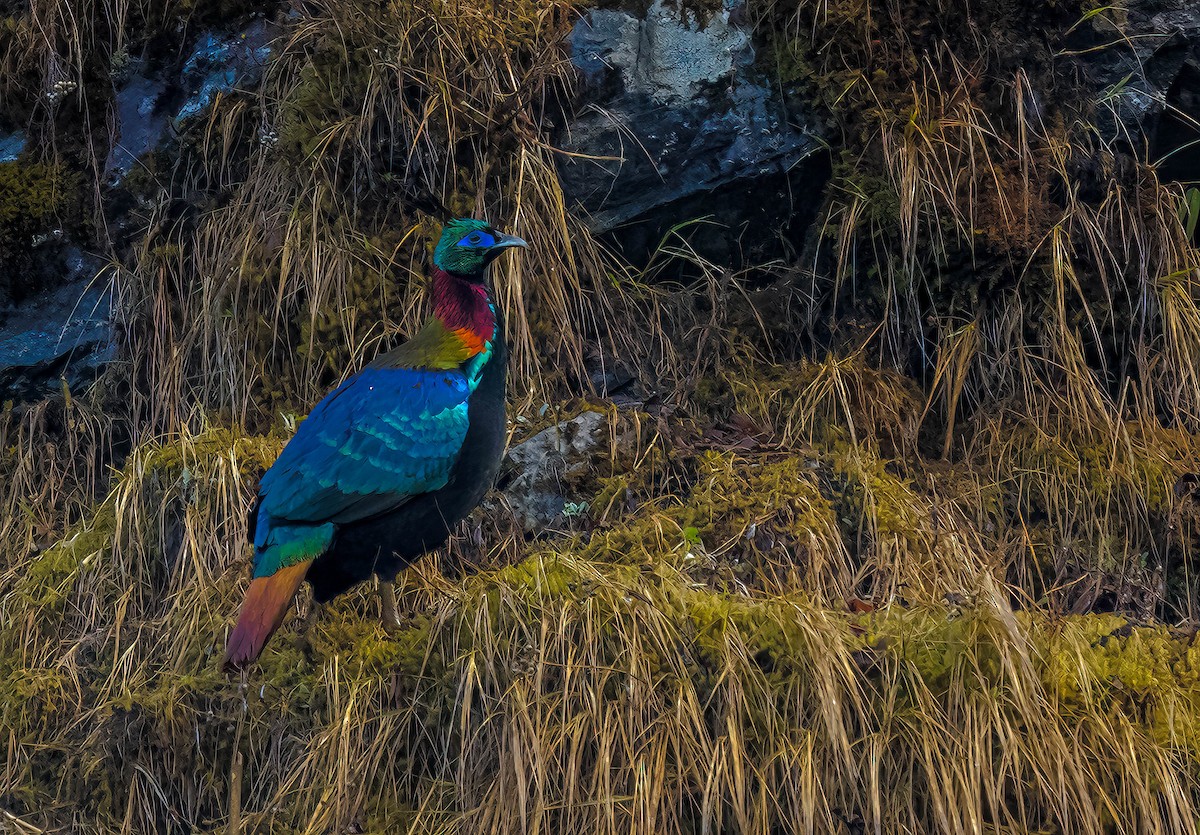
left=0, top=161, right=82, bottom=304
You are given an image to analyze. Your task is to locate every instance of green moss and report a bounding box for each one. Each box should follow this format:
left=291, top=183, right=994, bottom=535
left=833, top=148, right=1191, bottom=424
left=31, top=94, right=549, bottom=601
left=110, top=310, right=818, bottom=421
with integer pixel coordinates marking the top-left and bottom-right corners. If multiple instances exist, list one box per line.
left=0, top=161, right=81, bottom=302
left=835, top=452, right=924, bottom=541
left=3, top=426, right=281, bottom=658
left=876, top=608, right=1200, bottom=752
left=994, top=417, right=1196, bottom=571
left=17, top=507, right=116, bottom=608
left=1044, top=615, right=1200, bottom=705
left=5, top=408, right=1199, bottom=830
left=277, top=42, right=373, bottom=166
left=830, top=150, right=901, bottom=229
left=0, top=162, right=66, bottom=229
left=708, top=356, right=922, bottom=452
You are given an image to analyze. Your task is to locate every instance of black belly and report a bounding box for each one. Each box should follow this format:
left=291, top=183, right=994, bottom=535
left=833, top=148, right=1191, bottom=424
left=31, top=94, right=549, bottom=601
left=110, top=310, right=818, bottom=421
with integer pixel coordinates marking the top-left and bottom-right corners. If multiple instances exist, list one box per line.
left=305, top=336, right=508, bottom=603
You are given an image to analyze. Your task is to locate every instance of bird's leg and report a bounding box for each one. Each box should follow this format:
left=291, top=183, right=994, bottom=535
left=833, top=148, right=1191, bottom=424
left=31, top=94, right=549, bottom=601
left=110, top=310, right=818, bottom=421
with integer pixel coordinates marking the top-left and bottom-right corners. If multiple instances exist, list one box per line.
left=379, top=579, right=403, bottom=634
left=304, top=598, right=323, bottom=630
left=288, top=594, right=322, bottom=633
left=291, top=598, right=322, bottom=654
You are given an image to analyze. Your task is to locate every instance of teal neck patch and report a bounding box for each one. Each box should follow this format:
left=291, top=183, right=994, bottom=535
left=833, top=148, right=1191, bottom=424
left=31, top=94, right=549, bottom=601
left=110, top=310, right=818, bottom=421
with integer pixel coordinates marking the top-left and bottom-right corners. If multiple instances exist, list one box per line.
left=461, top=302, right=497, bottom=390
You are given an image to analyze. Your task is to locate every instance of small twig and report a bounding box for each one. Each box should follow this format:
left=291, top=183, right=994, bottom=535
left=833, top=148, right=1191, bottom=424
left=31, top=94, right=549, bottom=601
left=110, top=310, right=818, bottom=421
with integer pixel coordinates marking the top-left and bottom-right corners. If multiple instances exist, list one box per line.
left=1, top=809, right=45, bottom=834
left=228, top=750, right=244, bottom=835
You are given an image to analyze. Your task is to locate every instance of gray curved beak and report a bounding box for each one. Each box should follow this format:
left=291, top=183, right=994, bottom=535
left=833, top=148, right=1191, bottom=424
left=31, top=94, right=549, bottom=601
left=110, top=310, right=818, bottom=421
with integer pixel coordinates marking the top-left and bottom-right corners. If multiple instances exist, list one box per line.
left=493, top=232, right=528, bottom=249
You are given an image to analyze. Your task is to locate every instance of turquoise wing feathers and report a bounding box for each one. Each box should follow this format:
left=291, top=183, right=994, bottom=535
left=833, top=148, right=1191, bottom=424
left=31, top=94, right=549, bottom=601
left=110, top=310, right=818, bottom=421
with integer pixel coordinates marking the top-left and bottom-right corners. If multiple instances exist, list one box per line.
left=251, top=365, right=471, bottom=577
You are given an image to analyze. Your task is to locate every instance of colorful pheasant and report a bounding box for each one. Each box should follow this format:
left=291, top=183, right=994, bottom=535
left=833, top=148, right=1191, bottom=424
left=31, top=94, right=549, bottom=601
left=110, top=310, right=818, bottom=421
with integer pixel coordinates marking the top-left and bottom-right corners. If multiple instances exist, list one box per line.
left=224, top=218, right=525, bottom=669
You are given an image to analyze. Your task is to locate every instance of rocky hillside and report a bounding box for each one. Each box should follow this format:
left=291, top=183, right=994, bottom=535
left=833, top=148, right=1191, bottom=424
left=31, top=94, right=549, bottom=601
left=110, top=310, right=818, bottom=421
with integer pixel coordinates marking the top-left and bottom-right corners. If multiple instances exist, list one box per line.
left=1, top=0, right=1199, bottom=831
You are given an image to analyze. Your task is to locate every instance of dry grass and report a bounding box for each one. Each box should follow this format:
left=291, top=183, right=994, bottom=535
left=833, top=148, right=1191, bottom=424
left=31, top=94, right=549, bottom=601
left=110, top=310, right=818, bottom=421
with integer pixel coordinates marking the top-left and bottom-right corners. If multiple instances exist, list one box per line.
left=0, top=410, right=1197, bottom=833
left=1, top=421, right=1197, bottom=832
left=1, top=0, right=1199, bottom=831
left=113, top=0, right=630, bottom=432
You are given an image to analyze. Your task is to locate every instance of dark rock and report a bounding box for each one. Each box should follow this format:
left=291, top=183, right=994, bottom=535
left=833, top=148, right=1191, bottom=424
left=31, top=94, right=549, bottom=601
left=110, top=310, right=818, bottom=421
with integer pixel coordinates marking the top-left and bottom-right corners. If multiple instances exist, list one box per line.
left=556, top=0, right=829, bottom=267
left=2, top=16, right=277, bottom=404
left=1151, top=59, right=1200, bottom=187
left=107, top=18, right=277, bottom=178
left=175, top=20, right=274, bottom=124
left=0, top=259, right=116, bottom=402
left=108, top=70, right=171, bottom=176
left=1075, top=1, right=1200, bottom=164
left=586, top=352, right=641, bottom=402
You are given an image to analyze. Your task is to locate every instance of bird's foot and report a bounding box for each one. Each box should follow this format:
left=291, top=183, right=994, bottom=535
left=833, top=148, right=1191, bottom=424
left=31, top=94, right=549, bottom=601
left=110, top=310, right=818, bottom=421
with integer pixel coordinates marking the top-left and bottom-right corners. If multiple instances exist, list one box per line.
left=379, top=580, right=403, bottom=634
left=290, top=600, right=322, bottom=655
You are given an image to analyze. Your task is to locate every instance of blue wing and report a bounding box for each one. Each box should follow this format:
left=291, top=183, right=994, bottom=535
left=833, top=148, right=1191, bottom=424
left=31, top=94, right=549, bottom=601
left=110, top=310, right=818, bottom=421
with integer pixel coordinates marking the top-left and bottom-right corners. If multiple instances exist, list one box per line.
left=256, top=366, right=471, bottom=539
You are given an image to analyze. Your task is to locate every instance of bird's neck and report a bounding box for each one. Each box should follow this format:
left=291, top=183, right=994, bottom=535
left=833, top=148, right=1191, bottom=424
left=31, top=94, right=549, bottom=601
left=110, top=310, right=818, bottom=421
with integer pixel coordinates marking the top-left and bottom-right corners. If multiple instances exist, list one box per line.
left=431, top=267, right=497, bottom=356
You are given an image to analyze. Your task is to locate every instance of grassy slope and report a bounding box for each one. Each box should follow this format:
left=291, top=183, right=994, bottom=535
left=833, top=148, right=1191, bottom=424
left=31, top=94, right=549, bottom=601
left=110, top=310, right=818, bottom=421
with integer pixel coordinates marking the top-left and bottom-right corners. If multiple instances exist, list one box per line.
left=0, top=0, right=1198, bottom=831
left=2, top=415, right=1197, bottom=832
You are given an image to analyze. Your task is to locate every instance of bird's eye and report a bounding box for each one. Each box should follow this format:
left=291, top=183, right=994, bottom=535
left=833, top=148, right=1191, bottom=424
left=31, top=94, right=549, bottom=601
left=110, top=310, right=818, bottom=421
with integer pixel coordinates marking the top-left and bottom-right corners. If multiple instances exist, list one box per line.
left=456, top=230, right=495, bottom=248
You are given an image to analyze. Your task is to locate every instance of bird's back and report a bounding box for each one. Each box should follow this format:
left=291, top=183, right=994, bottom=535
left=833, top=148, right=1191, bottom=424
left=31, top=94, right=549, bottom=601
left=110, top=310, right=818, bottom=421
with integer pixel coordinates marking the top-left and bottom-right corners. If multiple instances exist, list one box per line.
left=306, top=325, right=507, bottom=600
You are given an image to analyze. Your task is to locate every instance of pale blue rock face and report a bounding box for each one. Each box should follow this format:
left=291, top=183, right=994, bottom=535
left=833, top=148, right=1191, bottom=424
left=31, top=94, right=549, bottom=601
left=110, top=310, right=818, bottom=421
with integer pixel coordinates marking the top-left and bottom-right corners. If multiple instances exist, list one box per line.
left=0, top=266, right=115, bottom=402
left=0, top=131, right=25, bottom=162
left=174, top=22, right=274, bottom=123
left=107, top=18, right=278, bottom=177
left=107, top=72, right=170, bottom=175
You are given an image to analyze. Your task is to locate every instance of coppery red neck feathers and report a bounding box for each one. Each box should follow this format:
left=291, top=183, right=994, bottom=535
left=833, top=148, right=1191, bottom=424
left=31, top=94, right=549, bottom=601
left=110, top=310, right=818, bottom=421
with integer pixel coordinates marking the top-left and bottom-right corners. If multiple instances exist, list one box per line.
left=431, top=268, right=496, bottom=343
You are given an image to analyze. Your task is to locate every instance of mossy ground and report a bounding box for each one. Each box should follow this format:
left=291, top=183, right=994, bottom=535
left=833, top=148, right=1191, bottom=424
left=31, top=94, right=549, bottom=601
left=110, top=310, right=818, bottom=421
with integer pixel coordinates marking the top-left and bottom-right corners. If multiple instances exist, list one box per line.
left=2, top=367, right=1198, bottom=832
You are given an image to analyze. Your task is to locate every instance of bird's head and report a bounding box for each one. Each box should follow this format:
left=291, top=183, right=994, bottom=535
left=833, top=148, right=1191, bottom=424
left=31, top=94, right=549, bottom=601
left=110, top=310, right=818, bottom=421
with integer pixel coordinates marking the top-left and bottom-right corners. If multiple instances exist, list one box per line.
left=433, top=218, right=527, bottom=279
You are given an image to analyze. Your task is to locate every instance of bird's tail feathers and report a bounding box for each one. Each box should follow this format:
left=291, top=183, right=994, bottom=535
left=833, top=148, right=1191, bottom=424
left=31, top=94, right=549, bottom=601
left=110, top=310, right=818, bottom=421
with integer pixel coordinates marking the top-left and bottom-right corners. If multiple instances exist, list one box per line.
left=223, top=558, right=313, bottom=671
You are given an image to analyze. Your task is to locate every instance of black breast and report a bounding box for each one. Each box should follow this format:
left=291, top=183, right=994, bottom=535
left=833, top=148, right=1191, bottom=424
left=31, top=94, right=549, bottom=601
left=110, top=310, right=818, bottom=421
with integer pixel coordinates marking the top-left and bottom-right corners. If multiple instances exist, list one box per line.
left=305, top=332, right=508, bottom=603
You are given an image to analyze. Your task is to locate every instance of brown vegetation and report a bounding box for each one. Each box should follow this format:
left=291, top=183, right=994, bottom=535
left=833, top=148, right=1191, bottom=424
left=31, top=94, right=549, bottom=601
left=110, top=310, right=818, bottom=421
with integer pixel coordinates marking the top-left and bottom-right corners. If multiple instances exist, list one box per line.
left=0, top=0, right=1198, bottom=831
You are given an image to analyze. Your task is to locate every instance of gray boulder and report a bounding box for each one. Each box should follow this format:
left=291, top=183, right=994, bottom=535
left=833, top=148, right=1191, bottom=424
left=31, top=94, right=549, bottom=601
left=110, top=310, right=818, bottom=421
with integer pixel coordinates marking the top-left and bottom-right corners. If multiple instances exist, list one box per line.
left=0, top=261, right=115, bottom=402
left=1075, top=1, right=1200, bottom=170
left=108, top=18, right=277, bottom=177
left=556, top=0, right=829, bottom=265
left=502, top=410, right=609, bottom=534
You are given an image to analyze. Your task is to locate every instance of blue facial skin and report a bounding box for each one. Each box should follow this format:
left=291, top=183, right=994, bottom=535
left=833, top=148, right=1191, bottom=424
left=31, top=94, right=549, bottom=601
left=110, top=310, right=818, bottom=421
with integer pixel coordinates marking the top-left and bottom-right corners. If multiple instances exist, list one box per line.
left=434, top=219, right=527, bottom=276
left=457, top=230, right=496, bottom=248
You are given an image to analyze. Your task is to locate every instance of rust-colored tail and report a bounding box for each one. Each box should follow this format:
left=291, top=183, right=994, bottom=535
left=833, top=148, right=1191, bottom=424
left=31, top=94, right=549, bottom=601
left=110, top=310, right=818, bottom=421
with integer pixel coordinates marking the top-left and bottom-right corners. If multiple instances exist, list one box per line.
left=223, top=560, right=313, bottom=671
